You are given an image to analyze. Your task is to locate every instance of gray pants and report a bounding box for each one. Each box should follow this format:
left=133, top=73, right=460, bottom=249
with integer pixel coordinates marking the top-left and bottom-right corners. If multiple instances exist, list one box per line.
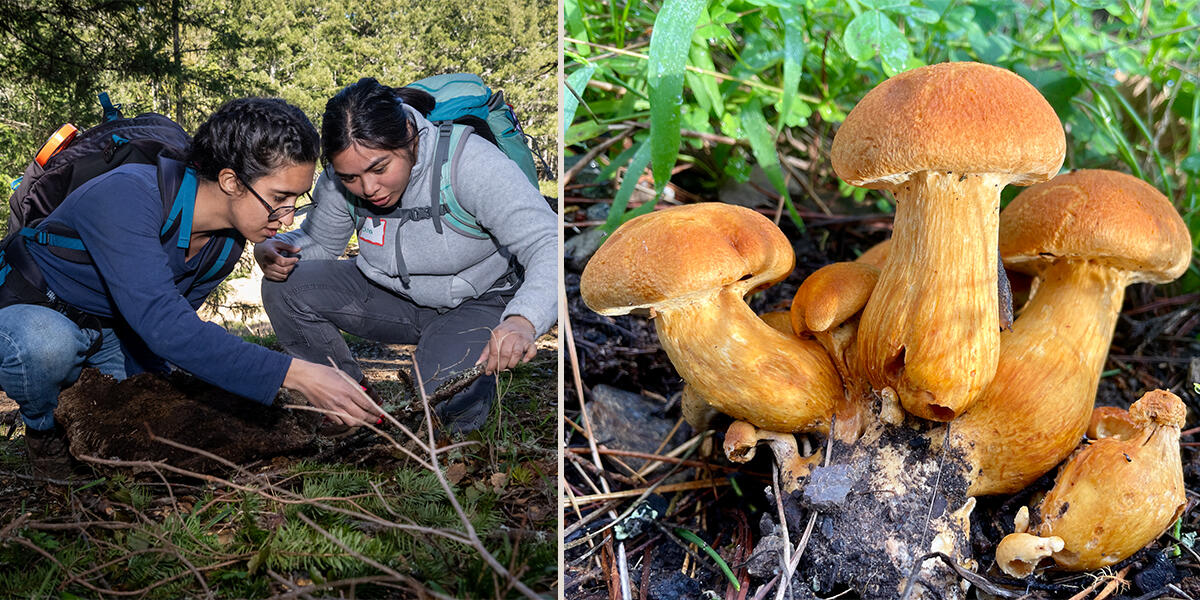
left=261, top=259, right=507, bottom=405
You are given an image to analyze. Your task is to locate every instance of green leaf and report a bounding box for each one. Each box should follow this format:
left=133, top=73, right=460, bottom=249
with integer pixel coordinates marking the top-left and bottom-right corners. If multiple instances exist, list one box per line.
left=741, top=98, right=804, bottom=231
left=1181, top=154, right=1200, bottom=176
left=894, top=5, right=941, bottom=23
left=564, top=63, right=597, bottom=134
left=843, top=10, right=911, bottom=75
left=776, top=8, right=807, bottom=130
left=1017, top=67, right=1082, bottom=117
left=647, top=0, right=708, bottom=196
left=1071, top=0, right=1109, bottom=7
left=688, top=40, right=724, bottom=119
left=603, top=141, right=653, bottom=232
left=564, top=0, right=590, bottom=54
left=967, top=26, right=1013, bottom=63
left=566, top=121, right=609, bottom=146
left=724, top=153, right=752, bottom=182
left=858, top=0, right=910, bottom=9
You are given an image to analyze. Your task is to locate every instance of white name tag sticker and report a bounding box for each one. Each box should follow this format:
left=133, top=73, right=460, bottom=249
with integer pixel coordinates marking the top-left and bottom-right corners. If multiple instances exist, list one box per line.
left=359, top=219, right=386, bottom=246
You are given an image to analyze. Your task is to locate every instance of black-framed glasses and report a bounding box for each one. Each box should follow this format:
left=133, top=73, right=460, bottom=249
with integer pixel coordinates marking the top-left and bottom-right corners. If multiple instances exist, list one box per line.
left=236, top=174, right=298, bottom=222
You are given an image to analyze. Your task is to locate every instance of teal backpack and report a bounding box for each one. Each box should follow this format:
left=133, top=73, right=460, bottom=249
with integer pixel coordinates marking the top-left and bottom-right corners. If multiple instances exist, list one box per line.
left=406, top=73, right=545, bottom=238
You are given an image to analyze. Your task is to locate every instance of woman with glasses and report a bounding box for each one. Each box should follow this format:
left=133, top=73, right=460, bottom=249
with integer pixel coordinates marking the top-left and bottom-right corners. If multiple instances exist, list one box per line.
left=0, top=97, right=380, bottom=479
left=255, top=78, right=557, bottom=434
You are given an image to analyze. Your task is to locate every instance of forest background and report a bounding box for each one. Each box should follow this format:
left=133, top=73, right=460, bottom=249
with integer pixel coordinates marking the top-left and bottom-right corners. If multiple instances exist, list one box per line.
left=0, top=0, right=559, bottom=202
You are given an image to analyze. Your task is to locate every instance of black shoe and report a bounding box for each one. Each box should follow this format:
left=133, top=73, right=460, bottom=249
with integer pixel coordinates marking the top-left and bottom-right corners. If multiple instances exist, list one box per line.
left=435, top=395, right=494, bottom=434
left=25, top=425, right=80, bottom=481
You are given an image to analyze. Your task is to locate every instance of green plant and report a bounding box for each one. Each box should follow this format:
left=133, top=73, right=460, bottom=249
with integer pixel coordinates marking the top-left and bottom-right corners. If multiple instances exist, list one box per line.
left=566, top=0, right=1200, bottom=288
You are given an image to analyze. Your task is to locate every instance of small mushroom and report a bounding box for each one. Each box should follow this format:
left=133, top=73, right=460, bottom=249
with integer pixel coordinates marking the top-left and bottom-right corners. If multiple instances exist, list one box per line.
left=1088, top=406, right=1138, bottom=440
left=790, top=262, right=879, bottom=442
left=998, top=389, right=1187, bottom=573
left=995, top=532, right=1065, bottom=578
left=723, top=420, right=819, bottom=493
left=948, top=170, right=1191, bottom=496
left=833, top=61, right=1065, bottom=422
left=580, top=203, right=843, bottom=432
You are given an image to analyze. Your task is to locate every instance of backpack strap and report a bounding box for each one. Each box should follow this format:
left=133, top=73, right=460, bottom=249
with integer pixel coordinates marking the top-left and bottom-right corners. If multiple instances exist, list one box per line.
left=20, top=157, right=242, bottom=287
left=430, top=123, right=489, bottom=240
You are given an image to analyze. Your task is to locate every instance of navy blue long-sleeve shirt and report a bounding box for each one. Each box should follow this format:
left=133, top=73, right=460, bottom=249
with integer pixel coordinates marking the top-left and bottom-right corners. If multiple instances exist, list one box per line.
left=26, top=163, right=291, bottom=403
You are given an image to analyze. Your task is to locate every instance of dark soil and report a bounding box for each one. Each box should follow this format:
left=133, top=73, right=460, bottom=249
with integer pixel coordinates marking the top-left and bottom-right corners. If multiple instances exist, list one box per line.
left=564, top=198, right=1200, bottom=599
left=57, top=369, right=321, bottom=474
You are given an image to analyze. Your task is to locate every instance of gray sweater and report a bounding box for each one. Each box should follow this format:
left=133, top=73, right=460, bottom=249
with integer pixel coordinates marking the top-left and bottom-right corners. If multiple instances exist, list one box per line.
left=276, top=106, right=558, bottom=336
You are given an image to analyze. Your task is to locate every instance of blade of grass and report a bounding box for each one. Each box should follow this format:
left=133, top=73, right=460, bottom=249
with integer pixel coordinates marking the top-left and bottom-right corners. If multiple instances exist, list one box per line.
left=741, top=97, right=805, bottom=232
left=595, top=139, right=642, bottom=184
left=603, top=141, right=652, bottom=233
left=1106, top=85, right=1174, bottom=198
left=565, top=63, right=598, bottom=134
left=674, top=527, right=740, bottom=591
left=775, top=7, right=806, bottom=132
left=647, top=0, right=708, bottom=197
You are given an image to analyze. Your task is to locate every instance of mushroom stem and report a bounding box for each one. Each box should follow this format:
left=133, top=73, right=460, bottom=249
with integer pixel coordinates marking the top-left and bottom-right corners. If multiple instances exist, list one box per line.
left=723, top=420, right=819, bottom=493
left=858, top=171, right=1007, bottom=422
left=656, top=287, right=842, bottom=432
left=950, top=260, right=1128, bottom=496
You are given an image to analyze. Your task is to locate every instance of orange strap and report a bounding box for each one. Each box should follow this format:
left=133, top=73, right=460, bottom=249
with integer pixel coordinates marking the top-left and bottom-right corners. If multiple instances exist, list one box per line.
left=34, top=123, right=78, bottom=167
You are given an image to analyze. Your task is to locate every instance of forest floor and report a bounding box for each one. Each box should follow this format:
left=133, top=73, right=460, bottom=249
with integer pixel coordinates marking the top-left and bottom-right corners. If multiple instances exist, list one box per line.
left=562, top=187, right=1200, bottom=600
left=0, top=332, right=559, bottom=599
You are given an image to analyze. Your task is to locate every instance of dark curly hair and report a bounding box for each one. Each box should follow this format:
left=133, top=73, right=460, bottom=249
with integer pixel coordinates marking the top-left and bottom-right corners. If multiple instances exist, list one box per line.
left=188, top=97, right=319, bottom=182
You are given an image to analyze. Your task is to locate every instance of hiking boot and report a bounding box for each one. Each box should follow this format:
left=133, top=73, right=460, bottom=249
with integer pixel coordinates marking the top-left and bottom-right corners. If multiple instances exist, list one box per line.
left=25, top=425, right=80, bottom=481
left=435, top=393, right=494, bottom=435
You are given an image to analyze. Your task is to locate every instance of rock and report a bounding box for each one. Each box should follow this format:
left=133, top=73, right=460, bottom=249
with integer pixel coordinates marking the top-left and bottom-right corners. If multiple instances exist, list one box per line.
left=565, top=227, right=608, bottom=273
left=803, top=463, right=856, bottom=510
left=648, top=571, right=701, bottom=600
left=1134, top=551, right=1180, bottom=594
left=57, top=369, right=321, bottom=475
left=587, top=385, right=684, bottom=469
left=586, top=203, right=611, bottom=221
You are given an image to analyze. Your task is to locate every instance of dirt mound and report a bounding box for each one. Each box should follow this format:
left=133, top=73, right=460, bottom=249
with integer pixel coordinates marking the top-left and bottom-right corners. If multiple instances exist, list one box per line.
left=56, top=369, right=321, bottom=474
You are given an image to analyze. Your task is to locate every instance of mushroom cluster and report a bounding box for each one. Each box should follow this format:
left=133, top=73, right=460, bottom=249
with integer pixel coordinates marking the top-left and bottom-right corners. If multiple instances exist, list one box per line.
left=579, top=61, right=1192, bottom=598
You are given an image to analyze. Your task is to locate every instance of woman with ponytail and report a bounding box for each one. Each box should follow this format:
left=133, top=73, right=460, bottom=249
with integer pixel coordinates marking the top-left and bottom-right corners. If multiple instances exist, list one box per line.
left=256, top=77, right=557, bottom=434
left=0, top=98, right=380, bottom=479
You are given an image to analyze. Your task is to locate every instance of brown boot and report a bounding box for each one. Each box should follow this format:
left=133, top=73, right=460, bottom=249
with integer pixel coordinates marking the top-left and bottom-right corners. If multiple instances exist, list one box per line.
left=25, top=425, right=80, bottom=481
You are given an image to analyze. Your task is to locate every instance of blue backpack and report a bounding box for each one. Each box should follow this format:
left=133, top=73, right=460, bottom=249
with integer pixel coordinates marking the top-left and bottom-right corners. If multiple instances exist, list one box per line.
left=403, top=73, right=546, bottom=238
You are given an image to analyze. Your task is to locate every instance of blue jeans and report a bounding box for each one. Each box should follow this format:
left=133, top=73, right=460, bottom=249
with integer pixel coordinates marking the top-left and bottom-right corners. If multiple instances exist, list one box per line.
left=0, top=304, right=126, bottom=431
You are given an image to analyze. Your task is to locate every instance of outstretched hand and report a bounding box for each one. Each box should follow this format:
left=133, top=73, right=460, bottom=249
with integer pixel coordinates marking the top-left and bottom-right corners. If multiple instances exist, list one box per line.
left=254, top=239, right=302, bottom=281
left=476, top=316, right=538, bottom=375
left=282, top=359, right=380, bottom=426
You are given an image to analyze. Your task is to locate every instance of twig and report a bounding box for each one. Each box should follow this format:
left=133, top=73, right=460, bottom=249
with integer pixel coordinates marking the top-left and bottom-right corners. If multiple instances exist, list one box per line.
left=898, top=552, right=1021, bottom=599
left=412, top=359, right=543, bottom=600
left=1066, top=565, right=1130, bottom=600
left=772, top=463, right=793, bottom=600
left=566, top=478, right=730, bottom=504
left=567, top=446, right=743, bottom=473
left=565, top=126, right=636, bottom=184
left=564, top=301, right=631, bottom=599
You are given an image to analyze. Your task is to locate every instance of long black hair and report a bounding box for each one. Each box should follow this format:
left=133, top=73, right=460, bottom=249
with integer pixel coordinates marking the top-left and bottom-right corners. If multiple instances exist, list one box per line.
left=189, top=97, right=319, bottom=182
left=322, top=77, right=495, bottom=165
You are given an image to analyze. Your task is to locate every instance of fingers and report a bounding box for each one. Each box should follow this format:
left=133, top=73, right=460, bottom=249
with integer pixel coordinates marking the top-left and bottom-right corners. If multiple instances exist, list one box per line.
left=485, top=329, right=534, bottom=374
